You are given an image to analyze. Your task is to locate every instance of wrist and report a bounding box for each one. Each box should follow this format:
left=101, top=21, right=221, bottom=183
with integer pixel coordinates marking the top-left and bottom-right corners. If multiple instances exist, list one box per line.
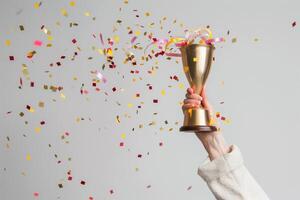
left=195, top=131, right=230, bottom=161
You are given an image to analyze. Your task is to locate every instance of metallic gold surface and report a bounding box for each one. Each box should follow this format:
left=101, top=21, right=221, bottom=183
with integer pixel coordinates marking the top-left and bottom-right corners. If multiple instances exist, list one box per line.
left=179, top=44, right=217, bottom=132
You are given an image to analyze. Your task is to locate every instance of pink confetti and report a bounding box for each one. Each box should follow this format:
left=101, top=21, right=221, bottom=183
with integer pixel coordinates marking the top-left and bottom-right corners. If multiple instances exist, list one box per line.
left=33, top=192, right=39, bottom=197
left=131, top=36, right=137, bottom=44
left=96, top=72, right=107, bottom=83
left=34, top=40, right=42, bottom=46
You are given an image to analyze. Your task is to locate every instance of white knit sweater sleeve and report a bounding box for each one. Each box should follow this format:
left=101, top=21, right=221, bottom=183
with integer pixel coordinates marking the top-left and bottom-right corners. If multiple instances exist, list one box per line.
left=197, top=145, right=270, bottom=200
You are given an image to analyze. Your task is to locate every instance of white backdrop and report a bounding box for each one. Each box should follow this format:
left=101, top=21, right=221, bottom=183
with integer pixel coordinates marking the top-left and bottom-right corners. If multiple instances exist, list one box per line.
left=1, top=0, right=300, bottom=199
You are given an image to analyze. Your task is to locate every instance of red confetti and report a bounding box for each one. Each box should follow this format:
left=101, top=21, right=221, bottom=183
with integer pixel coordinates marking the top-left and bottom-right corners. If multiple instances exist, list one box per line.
left=137, top=154, right=142, bottom=158
left=9, top=56, right=14, bottom=60
left=112, top=87, right=116, bottom=92
left=110, top=189, right=114, bottom=194
left=80, top=180, right=86, bottom=185
left=153, top=99, right=158, bottom=103
left=292, top=21, right=297, bottom=27
left=72, top=38, right=77, bottom=43
left=33, top=192, right=39, bottom=197
left=120, top=142, right=124, bottom=147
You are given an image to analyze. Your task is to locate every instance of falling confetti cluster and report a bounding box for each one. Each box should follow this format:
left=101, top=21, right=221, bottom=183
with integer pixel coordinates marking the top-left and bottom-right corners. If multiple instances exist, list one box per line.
left=2, top=0, right=293, bottom=199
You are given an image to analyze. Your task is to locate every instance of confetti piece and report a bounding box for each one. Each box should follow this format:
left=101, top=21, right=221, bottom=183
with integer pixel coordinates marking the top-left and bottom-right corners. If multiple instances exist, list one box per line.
left=27, top=50, right=36, bottom=59
left=121, top=133, right=126, bottom=139
left=19, top=25, right=25, bottom=31
left=35, top=127, right=41, bottom=133
left=292, top=21, right=297, bottom=27
left=127, top=103, right=133, bottom=108
left=80, top=180, right=86, bottom=185
left=60, top=8, right=68, bottom=17
left=96, top=72, right=107, bottom=83
left=34, top=2, right=42, bottom=9
left=33, top=192, right=39, bottom=197
left=116, top=115, right=121, bottom=123
left=26, top=154, right=31, bottom=161
left=69, top=1, right=76, bottom=6
left=34, top=40, right=42, bottom=46
left=232, top=38, right=237, bottom=43
left=99, top=33, right=104, bottom=45
left=5, top=40, right=11, bottom=46
left=161, top=89, right=166, bottom=96
left=9, top=56, right=14, bottom=61
left=60, top=93, right=66, bottom=99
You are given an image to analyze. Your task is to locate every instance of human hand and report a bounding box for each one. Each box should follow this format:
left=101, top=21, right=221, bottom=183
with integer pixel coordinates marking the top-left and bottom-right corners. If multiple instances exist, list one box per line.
left=181, top=86, right=213, bottom=115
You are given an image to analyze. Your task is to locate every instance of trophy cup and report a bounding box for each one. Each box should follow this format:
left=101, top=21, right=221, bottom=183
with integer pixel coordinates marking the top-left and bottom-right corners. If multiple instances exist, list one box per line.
left=179, top=43, right=217, bottom=133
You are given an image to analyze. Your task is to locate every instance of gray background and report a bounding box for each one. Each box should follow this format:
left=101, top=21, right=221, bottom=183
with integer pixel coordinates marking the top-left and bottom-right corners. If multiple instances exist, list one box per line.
left=1, top=0, right=300, bottom=199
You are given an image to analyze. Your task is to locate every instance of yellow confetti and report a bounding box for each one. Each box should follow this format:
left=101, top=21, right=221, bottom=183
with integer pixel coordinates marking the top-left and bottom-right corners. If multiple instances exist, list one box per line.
left=29, top=107, right=35, bottom=113
left=5, top=40, right=11, bottom=46
left=60, top=93, right=66, bottom=99
left=208, top=117, right=216, bottom=126
left=232, top=38, right=237, bottom=43
left=178, top=83, right=184, bottom=89
left=107, top=49, right=113, bottom=56
left=224, top=119, right=231, bottom=124
left=69, top=1, right=76, bottom=6
left=47, top=36, right=53, bottom=41
left=135, top=30, right=141, bottom=36
left=98, top=49, right=104, bottom=55
left=161, top=89, right=166, bottom=96
left=26, top=154, right=31, bottom=161
left=193, top=57, right=199, bottom=62
left=183, top=66, right=189, bottom=73
left=127, top=103, right=133, bottom=108
left=34, top=2, right=41, bottom=9
left=124, top=0, right=129, bottom=4
left=113, top=35, right=120, bottom=43
left=84, top=11, right=91, bottom=16
left=35, top=127, right=41, bottom=133
left=145, top=12, right=151, bottom=17
left=187, top=108, right=193, bottom=117
left=60, top=8, right=68, bottom=17
left=121, top=133, right=126, bottom=139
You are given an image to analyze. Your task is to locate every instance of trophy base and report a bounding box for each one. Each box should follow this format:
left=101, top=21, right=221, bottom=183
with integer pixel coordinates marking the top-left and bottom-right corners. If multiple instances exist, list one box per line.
left=179, top=125, right=217, bottom=133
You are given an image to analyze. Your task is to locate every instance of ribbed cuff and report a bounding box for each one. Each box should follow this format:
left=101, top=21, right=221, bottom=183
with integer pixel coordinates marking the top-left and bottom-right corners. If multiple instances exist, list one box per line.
left=197, top=145, right=244, bottom=183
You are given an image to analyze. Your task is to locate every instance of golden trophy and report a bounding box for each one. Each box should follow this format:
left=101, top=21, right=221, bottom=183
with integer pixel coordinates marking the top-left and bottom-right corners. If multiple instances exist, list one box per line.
left=179, top=43, right=217, bottom=133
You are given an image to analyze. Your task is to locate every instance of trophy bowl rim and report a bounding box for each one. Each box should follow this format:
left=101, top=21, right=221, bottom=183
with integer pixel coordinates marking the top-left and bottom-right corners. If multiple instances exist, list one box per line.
left=180, top=43, right=215, bottom=50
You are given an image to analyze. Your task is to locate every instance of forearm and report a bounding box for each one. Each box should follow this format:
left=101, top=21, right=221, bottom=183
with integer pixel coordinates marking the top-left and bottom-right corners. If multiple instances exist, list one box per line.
left=195, top=131, right=230, bottom=161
